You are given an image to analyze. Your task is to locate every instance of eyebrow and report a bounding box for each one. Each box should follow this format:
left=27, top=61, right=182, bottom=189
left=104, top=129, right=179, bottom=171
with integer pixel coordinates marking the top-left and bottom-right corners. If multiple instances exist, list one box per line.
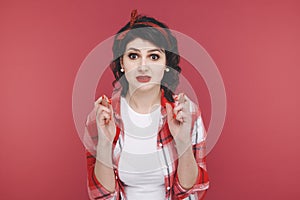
left=126, top=47, right=164, bottom=53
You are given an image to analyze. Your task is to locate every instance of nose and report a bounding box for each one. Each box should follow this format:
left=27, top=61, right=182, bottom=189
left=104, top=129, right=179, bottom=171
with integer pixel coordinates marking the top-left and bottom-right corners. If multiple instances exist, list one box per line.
left=138, top=56, right=149, bottom=72
left=141, top=56, right=147, bottom=66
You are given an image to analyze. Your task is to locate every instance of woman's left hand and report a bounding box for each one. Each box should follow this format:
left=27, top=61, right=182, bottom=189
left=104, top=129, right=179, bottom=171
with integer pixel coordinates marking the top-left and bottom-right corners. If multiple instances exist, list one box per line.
left=165, top=93, right=193, bottom=147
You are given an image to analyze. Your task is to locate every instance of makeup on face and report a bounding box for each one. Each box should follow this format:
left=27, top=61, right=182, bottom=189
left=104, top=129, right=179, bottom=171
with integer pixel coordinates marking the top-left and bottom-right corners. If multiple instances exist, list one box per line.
left=121, top=38, right=167, bottom=93
left=136, top=75, right=151, bottom=83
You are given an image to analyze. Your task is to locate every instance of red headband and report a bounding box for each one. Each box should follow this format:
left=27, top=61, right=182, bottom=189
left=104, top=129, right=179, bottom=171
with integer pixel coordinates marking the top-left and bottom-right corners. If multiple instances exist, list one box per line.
left=116, top=10, right=171, bottom=47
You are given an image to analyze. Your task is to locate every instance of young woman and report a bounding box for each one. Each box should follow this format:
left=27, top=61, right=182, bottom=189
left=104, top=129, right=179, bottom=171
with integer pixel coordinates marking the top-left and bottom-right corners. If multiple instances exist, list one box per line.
left=84, top=10, right=209, bottom=200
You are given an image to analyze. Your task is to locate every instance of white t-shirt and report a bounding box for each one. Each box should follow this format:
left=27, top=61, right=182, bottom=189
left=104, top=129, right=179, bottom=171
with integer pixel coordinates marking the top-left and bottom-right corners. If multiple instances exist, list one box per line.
left=118, top=97, right=165, bottom=200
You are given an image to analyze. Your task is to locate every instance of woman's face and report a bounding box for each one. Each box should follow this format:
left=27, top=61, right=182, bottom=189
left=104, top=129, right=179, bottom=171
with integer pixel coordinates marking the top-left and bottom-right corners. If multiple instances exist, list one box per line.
left=121, top=38, right=167, bottom=94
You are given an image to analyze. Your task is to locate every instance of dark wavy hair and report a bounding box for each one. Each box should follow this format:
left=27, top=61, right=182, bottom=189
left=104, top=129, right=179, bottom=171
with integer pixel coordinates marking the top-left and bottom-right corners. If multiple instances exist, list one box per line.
left=110, top=14, right=181, bottom=103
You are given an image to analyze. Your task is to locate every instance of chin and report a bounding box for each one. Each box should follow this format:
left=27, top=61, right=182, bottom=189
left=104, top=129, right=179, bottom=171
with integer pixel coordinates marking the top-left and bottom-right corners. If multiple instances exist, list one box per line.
left=132, top=82, right=160, bottom=93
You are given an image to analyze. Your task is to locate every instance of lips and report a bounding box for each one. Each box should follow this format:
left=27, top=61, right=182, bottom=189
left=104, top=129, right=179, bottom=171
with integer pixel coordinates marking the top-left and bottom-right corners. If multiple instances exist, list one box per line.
left=136, top=76, right=151, bottom=83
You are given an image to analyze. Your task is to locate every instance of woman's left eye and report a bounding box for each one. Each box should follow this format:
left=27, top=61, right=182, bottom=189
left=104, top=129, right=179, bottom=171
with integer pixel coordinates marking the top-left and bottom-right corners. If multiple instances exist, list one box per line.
left=150, top=54, right=160, bottom=60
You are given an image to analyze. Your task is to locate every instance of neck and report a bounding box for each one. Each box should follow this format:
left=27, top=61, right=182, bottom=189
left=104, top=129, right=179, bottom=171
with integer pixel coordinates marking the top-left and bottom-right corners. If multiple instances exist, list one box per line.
left=126, top=86, right=161, bottom=114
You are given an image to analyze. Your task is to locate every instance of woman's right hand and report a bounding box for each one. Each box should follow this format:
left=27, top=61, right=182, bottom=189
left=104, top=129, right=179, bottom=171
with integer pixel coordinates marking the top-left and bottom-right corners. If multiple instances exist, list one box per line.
left=95, top=95, right=116, bottom=144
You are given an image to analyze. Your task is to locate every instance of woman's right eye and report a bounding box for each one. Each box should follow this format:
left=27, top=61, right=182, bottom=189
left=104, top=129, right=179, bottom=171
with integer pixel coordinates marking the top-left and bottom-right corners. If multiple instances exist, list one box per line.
left=128, top=53, right=138, bottom=60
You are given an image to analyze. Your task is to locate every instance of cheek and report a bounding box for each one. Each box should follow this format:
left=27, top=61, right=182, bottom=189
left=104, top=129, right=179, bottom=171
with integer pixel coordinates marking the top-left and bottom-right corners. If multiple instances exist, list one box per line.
left=124, top=70, right=134, bottom=81
left=154, top=67, right=165, bottom=81
left=123, top=60, right=137, bottom=72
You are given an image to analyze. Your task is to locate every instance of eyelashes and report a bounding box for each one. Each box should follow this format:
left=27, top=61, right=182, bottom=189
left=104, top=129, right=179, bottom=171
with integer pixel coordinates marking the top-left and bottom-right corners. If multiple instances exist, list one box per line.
left=127, top=53, right=160, bottom=60
left=150, top=54, right=159, bottom=60
left=128, top=53, right=138, bottom=59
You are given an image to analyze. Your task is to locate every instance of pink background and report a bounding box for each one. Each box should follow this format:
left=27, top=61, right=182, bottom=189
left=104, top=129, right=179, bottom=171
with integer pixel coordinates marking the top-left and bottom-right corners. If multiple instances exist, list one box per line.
left=1, top=0, right=300, bottom=199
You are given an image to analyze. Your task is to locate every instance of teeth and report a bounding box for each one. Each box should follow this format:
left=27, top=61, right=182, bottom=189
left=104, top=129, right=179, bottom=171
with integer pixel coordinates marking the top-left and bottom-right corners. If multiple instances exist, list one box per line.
left=137, top=76, right=150, bottom=82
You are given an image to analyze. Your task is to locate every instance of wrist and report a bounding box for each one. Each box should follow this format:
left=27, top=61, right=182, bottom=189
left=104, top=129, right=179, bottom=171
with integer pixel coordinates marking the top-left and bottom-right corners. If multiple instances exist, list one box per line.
left=173, top=128, right=191, bottom=145
left=178, top=145, right=193, bottom=159
left=174, top=139, right=192, bottom=156
left=96, top=141, right=113, bottom=167
left=98, top=138, right=113, bottom=148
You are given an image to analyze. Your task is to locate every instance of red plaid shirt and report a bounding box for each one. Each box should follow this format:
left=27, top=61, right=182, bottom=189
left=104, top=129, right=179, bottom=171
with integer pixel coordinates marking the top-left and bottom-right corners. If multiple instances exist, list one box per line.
left=83, top=90, right=209, bottom=200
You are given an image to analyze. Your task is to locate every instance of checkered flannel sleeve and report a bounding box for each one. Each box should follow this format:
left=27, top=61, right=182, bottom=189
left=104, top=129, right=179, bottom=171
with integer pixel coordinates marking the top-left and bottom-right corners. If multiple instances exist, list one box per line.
left=173, top=112, right=209, bottom=200
left=84, top=108, right=120, bottom=200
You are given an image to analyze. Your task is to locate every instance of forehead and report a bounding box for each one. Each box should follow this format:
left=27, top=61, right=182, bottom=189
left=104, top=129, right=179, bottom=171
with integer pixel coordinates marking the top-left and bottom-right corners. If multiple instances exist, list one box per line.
left=125, top=38, right=161, bottom=51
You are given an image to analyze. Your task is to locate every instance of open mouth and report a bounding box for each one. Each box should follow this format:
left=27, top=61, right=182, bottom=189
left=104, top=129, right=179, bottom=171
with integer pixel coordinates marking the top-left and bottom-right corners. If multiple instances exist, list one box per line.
left=136, top=76, right=151, bottom=83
